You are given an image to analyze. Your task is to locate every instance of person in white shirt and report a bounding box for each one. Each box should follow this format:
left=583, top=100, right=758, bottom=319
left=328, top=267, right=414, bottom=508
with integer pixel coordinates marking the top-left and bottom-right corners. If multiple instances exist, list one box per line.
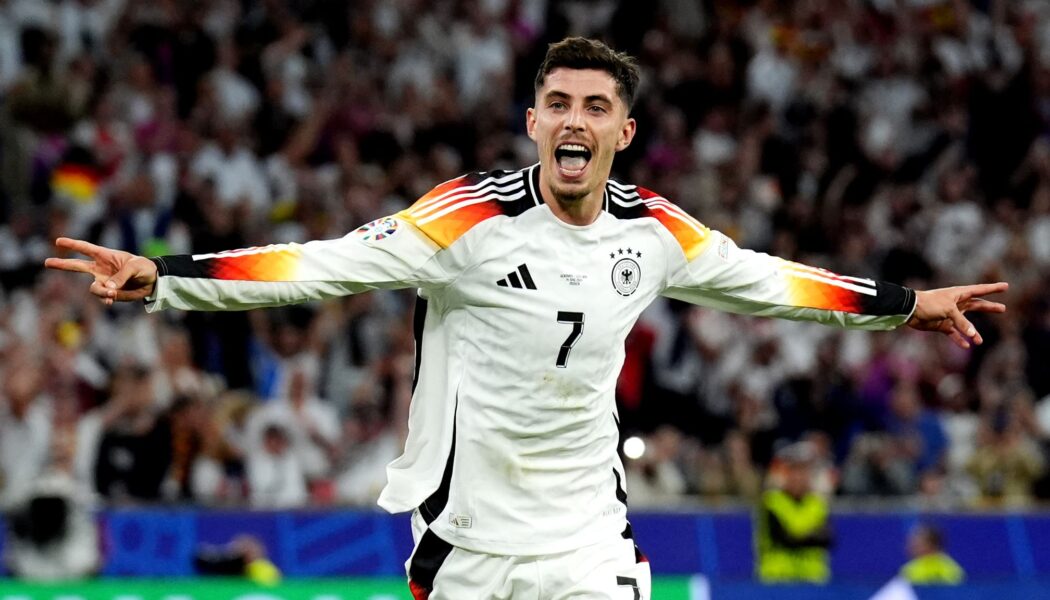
left=246, top=422, right=307, bottom=509
left=0, top=356, right=51, bottom=510
left=47, top=37, right=1008, bottom=600
left=247, top=366, right=339, bottom=481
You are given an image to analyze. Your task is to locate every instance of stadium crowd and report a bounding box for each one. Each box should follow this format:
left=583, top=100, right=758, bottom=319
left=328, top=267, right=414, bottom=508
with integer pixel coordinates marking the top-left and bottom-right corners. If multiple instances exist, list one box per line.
left=1, top=0, right=1050, bottom=513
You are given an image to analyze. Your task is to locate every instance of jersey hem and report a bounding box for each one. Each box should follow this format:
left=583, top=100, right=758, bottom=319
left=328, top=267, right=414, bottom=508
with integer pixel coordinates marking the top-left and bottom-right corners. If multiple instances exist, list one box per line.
left=428, top=514, right=628, bottom=557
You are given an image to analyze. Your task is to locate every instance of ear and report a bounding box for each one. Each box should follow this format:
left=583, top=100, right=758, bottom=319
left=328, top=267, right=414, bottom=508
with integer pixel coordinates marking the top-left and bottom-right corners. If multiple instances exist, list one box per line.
left=526, top=107, right=537, bottom=141
left=616, top=117, right=637, bottom=152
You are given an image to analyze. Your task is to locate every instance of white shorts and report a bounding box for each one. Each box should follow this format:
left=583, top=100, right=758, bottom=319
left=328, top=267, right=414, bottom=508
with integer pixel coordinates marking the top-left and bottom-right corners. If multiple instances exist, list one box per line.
left=406, top=512, right=651, bottom=599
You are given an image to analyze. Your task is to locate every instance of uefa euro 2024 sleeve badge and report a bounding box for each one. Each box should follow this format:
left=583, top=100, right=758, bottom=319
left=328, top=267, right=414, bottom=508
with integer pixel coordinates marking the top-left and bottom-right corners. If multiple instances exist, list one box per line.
left=608, top=247, right=641, bottom=296
left=355, top=216, right=399, bottom=242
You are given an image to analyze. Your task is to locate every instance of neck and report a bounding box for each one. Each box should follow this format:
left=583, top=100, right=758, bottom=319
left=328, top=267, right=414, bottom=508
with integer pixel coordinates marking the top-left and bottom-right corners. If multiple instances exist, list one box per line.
left=538, top=167, right=605, bottom=226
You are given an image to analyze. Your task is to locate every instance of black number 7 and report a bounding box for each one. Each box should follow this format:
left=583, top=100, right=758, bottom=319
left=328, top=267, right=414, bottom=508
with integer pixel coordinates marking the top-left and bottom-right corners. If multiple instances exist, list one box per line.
left=556, top=311, right=585, bottom=368
left=616, top=576, right=640, bottom=599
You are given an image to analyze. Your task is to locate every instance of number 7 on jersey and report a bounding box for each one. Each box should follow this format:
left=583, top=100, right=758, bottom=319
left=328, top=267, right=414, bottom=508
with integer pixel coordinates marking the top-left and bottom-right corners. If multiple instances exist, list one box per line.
left=556, top=311, right=585, bottom=367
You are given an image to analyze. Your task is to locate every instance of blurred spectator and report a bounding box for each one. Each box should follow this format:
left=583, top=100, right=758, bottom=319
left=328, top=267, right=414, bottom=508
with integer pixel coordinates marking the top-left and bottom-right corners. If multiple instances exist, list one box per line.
left=92, top=364, right=172, bottom=503
left=0, top=349, right=51, bottom=509
left=332, top=326, right=413, bottom=506
left=967, top=403, right=1046, bottom=507
left=153, top=325, right=222, bottom=409
left=247, top=422, right=307, bottom=509
left=191, top=390, right=256, bottom=505
left=691, top=429, right=762, bottom=501
left=7, top=26, right=89, bottom=134
left=2, top=472, right=100, bottom=581
left=755, top=443, right=832, bottom=584
left=624, top=426, right=688, bottom=508
left=247, top=364, right=339, bottom=485
left=900, top=523, right=965, bottom=585
left=841, top=426, right=929, bottom=497
left=188, top=121, right=271, bottom=220
left=162, top=395, right=209, bottom=501
left=334, top=385, right=403, bottom=506
left=878, top=380, right=948, bottom=492
left=193, top=533, right=281, bottom=586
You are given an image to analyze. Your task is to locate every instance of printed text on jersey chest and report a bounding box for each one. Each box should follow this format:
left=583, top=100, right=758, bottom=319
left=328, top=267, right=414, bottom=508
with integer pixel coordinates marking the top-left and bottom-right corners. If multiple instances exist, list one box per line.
left=560, top=273, right=588, bottom=286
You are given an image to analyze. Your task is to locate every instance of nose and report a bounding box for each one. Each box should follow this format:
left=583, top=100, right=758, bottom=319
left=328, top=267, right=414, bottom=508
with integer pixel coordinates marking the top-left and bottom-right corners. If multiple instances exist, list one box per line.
left=564, top=106, right=585, bottom=132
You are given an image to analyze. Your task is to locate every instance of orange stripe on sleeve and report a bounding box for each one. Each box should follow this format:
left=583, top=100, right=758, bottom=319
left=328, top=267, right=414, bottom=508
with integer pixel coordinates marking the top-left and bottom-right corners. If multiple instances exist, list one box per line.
left=637, top=188, right=712, bottom=260
left=399, top=175, right=509, bottom=249
left=785, top=275, right=866, bottom=313
left=201, top=248, right=302, bottom=281
left=400, top=201, right=503, bottom=249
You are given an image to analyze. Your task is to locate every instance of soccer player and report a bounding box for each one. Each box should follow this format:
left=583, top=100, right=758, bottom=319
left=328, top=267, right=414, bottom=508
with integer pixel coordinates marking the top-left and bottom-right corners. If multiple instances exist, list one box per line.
left=46, top=38, right=1006, bottom=599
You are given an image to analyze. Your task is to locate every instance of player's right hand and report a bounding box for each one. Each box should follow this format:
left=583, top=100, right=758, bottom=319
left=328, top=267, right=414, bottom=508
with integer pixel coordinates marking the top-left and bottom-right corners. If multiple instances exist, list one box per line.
left=44, top=237, right=158, bottom=306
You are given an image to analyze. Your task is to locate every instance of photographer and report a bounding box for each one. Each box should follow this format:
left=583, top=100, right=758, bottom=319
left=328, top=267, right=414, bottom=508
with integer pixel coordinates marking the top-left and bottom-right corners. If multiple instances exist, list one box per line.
left=3, top=472, right=100, bottom=580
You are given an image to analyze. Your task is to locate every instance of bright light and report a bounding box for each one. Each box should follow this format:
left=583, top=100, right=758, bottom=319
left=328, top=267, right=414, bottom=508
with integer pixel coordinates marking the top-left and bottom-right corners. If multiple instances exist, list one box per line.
left=623, top=436, right=645, bottom=460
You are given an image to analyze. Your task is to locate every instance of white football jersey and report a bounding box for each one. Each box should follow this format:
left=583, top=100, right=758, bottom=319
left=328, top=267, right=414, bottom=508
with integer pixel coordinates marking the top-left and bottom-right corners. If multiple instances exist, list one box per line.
left=146, top=164, right=915, bottom=555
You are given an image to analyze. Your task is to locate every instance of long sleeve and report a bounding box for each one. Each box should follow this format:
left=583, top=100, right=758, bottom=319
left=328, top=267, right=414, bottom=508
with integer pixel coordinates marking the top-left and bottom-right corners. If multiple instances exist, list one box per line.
left=660, top=227, right=916, bottom=331
left=145, top=214, right=455, bottom=312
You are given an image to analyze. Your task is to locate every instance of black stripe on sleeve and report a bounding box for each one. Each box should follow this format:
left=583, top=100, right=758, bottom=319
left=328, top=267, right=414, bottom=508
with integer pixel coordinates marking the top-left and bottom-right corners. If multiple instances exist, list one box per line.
left=150, top=255, right=212, bottom=278
left=862, top=282, right=917, bottom=316
left=151, top=256, right=169, bottom=277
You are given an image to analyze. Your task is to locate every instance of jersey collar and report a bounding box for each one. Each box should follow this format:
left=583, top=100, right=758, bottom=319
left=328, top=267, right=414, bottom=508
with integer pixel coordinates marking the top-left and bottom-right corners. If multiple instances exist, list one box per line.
left=525, top=163, right=543, bottom=206
left=525, top=162, right=612, bottom=213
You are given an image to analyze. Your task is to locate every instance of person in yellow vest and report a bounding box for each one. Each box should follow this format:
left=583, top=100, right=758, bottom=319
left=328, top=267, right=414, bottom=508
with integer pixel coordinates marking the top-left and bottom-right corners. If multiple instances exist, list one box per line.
left=193, top=534, right=282, bottom=586
left=900, top=524, right=965, bottom=584
left=755, top=443, right=832, bottom=583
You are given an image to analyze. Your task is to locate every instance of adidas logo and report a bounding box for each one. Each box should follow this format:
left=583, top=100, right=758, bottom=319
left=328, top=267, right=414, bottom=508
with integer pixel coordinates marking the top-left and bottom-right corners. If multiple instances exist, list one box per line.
left=497, top=264, right=537, bottom=290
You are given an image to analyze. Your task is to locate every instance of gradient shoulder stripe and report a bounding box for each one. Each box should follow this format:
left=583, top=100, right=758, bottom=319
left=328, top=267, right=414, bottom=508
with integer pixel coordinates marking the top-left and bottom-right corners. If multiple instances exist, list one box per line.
left=155, top=245, right=304, bottom=281
left=399, top=171, right=527, bottom=249
left=407, top=172, right=522, bottom=217
left=635, top=187, right=711, bottom=260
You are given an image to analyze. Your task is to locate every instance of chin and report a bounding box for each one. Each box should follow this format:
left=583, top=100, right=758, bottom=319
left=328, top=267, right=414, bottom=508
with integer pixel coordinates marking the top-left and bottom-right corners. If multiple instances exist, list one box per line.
left=551, top=183, right=590, bottom=203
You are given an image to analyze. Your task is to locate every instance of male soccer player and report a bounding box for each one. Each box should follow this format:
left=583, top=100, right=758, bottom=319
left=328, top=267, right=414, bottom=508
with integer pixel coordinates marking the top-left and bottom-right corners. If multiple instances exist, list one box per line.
left=47, top=38, right=1006, bottom=599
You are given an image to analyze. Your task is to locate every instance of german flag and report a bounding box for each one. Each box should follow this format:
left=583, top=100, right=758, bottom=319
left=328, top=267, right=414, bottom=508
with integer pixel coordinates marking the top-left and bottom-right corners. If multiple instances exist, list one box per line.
left=51, top=163, right=101, bottom=203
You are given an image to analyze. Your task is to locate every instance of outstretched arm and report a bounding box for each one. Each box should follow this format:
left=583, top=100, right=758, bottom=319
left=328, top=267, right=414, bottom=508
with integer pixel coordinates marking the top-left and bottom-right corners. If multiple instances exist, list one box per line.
left=661, top=227, right=1007, bottom=347
left=44, top=238, right=158, bottom=306
left=45, top=215, right=455, bottom=312
left=907, top=282, right=1008, bottom=348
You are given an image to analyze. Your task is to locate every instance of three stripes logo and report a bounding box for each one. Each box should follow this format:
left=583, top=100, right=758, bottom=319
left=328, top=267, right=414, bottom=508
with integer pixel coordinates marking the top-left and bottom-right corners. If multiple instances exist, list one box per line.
left=497, top=264, right=537, bottom=290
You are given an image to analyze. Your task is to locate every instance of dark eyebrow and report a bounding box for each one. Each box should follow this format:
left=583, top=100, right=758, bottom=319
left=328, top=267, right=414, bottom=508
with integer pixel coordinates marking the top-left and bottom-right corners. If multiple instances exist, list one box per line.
left=542, top=90, right=614, bottom=106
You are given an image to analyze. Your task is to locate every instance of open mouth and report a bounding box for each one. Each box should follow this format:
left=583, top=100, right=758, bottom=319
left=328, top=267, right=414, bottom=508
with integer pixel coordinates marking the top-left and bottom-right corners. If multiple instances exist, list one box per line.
left=554, top=143, right=592, bottom=178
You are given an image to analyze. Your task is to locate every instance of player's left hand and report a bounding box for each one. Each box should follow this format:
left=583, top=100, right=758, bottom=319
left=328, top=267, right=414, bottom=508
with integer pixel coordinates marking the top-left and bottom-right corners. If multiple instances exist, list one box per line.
left=907, top=282, right=1008, bottom=349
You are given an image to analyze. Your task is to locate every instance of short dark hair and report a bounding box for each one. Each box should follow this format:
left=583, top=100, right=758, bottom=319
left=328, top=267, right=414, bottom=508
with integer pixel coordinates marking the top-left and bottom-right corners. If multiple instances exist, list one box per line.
left=534, top=37, right=641, bottom=111
left=917, top=524, right=944, bottom=550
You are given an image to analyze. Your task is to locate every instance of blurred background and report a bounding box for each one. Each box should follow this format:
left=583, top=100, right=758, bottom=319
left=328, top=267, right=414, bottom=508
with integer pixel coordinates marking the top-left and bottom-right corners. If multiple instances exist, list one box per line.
left=0, top=0, right=1049, bottom=598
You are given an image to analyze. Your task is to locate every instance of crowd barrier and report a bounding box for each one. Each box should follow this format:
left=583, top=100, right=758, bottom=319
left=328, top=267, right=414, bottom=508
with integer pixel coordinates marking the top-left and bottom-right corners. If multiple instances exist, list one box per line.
left=0, top=509, right=1047, bottom=583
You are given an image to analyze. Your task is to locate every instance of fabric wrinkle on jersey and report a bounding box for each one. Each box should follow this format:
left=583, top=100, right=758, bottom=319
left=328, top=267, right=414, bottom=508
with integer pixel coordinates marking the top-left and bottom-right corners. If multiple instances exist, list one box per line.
left=145, top=163, right=916, bottom=557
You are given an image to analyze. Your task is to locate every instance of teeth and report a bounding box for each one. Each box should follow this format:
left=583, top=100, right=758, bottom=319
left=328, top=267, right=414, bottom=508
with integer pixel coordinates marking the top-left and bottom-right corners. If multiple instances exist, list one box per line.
left=559, top=144, right=588, bottom=152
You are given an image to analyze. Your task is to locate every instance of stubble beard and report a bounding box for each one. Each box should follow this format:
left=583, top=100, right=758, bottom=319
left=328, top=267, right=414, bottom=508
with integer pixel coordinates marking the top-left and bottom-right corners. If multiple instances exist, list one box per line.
left=548, top=165, right=594, bottom=204
left=552, top=184, right=589, bottom=204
